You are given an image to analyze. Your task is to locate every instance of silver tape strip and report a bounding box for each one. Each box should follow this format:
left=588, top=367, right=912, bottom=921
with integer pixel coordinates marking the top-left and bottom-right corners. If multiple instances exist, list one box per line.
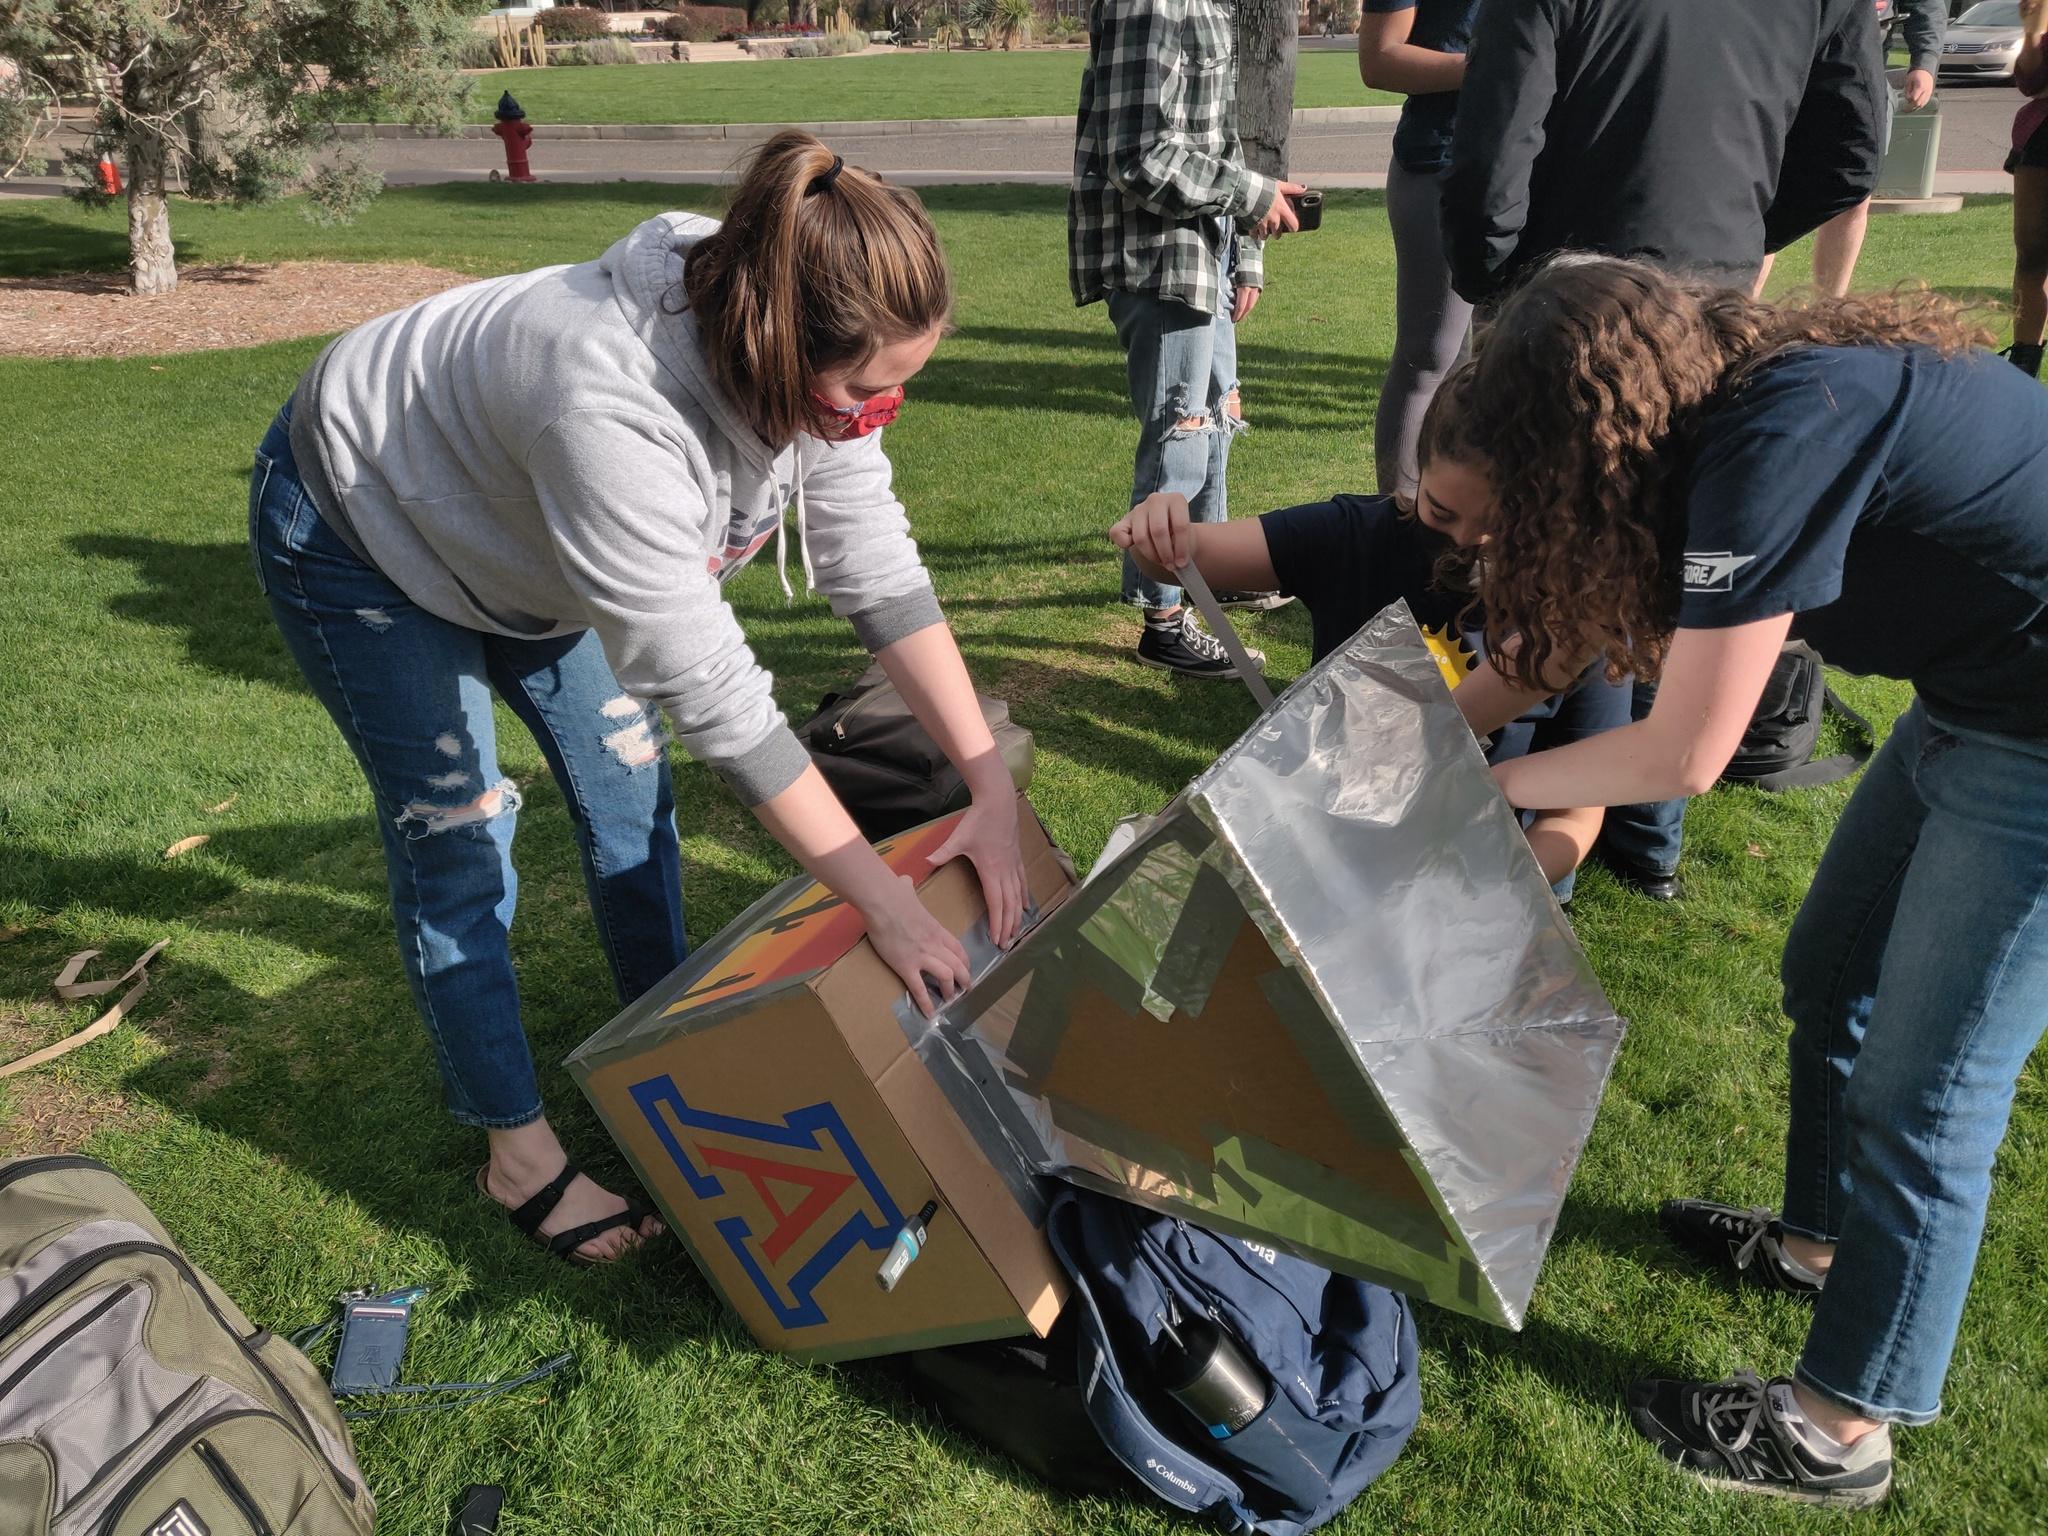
left=1177, top=559, right=1276, bottom=711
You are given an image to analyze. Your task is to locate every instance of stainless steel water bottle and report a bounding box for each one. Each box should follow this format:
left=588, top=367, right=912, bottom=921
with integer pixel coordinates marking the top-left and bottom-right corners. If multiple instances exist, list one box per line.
left=1155, top=1314, right=1269, bottom=1438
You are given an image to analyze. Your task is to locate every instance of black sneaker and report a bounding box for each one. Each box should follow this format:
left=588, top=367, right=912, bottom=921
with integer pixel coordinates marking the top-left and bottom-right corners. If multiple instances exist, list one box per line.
left=1212, top=589, right=1295, bottom=612
left=1659, top=1199, right=1825, bottom=1297
left=2001, top=342, right=2043, bottom=379
left=1629, top=1371, right=1892, bottom=1508
left=1136, top=610, right=1266, bottom=680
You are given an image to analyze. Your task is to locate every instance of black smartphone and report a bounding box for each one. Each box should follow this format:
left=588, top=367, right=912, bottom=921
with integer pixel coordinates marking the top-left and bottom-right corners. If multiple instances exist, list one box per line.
left=1286, top=189, right=1323, bottom=232
left=330, top=1290, right=418, bottom=1393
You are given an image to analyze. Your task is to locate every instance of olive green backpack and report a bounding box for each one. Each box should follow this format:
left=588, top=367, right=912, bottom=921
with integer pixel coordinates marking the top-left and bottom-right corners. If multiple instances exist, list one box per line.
left=0, top=1154, right=375, bottom=1536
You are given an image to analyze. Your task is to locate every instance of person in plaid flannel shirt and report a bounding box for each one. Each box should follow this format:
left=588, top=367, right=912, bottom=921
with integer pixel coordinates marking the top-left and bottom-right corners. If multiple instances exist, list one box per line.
left=1070, top=0, right=1307, bottom=678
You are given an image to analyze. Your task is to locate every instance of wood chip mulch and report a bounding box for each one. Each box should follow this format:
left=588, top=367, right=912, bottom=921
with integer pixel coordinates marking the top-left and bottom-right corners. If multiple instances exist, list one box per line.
left=0, top=261, right=474, bottom=359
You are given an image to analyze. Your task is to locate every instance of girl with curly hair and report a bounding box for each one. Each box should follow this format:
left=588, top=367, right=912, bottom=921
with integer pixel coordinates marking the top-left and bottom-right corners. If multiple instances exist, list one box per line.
left=1428, top=257, right=2048, bottom=1508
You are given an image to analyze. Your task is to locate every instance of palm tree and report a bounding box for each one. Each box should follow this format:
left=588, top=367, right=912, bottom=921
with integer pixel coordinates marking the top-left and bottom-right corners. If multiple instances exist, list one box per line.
left=992, top=0, right=1033, bottom=49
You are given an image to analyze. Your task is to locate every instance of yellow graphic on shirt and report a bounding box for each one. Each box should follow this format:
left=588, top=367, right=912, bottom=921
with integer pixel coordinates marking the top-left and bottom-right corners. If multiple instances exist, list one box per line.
left=1422, top=622, right=1479, bottom=692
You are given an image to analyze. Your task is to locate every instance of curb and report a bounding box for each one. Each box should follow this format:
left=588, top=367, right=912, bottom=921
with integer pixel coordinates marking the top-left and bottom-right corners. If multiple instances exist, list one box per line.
left=1871, top=194, right=1967, bottom=214
left=332, top=104, right=1403, bottom=141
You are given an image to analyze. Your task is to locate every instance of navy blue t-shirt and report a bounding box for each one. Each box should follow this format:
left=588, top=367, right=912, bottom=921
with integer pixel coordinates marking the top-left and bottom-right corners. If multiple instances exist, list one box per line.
left=1677, top=346, right=2048, bottom=742
left=1363, top=0, right=1481, bottom=175
left=1260, top=494, right=1631, bottom=753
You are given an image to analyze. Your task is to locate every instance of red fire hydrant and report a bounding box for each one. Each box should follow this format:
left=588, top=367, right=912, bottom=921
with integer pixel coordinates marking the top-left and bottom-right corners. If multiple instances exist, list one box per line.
left=490, top=91, right=537, bottom=184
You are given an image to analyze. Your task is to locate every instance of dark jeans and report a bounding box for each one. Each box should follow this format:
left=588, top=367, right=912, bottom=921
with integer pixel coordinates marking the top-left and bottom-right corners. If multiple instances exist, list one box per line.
left=249, top=404, right=688, bottom=1127
left=1597, top=681, right=1688, bottom=878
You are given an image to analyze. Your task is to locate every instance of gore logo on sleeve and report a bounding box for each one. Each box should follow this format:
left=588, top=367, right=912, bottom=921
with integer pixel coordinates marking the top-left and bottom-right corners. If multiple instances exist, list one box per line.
left=147, top=1503, right=211, bottom=1536
left=1682, top=552, right=1756, bottom=593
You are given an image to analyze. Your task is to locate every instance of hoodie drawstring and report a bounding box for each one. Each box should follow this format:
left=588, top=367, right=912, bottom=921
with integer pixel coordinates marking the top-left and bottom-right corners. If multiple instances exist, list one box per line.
left=777, top=441, right=817, bottom=605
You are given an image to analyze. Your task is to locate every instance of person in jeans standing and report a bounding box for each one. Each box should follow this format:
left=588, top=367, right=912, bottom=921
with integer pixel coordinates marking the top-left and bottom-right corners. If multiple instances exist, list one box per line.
left=253, top=133, right=1027, bottom=1264
left=1358, top=0, right=1479, bottom=498
left=1436, top=258, right=2048, bottom=1507
left=1070, top=0, right=1307, bottom=678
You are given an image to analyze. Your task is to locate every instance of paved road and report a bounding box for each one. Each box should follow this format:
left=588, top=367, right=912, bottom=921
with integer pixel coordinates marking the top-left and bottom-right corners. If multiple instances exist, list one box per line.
left=3, top=85, right=2027, bottom=198
left=361, top=85, right=2032, bottom=194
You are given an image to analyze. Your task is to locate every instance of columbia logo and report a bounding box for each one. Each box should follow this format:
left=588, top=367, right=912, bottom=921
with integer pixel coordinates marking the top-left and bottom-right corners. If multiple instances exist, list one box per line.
left=1240, top=1239, right=1279, bottom=1265
left=1144, top=1456, right=1200, bottom=1496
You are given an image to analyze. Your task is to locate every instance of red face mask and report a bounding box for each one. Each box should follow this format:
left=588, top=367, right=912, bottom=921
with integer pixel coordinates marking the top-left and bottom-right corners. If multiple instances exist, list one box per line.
left=809, top=384, right=905, bottom=440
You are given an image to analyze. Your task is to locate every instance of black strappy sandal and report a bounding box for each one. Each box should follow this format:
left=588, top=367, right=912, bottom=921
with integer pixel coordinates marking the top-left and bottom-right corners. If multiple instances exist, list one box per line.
left=476, top=1162, right=655, bottom=1266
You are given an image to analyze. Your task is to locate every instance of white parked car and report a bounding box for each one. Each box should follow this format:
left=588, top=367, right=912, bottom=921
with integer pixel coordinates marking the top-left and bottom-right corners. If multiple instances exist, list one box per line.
left=1939, top=0, right=2026, bottom=82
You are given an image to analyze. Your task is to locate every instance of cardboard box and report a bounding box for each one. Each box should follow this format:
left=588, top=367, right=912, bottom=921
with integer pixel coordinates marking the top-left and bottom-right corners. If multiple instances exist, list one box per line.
left=916, top=604, right=1628, bottom=1330
left=566, top=799, right=1072, bottom=1362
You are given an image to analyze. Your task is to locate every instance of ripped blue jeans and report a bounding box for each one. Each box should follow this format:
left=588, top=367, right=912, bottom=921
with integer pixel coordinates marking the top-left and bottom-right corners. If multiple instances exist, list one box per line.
left=1110, top=279, right=1242, bottom=611
left=249, top=404, right=686, bottom=1128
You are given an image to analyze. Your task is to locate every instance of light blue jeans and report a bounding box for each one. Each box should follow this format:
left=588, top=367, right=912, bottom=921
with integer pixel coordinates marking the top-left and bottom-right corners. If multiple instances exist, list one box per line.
left=249, top=404, right=688, bottom=1128
left=1110, top=275, right=1242, bottom=612
left=1779, top=699, right=2048, bottom=1424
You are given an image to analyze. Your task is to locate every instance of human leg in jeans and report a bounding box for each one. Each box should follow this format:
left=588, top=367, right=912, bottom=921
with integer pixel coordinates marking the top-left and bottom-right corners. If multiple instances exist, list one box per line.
left=1108, top=280, right=1262, bottom=677
left=1596, top=679, right=1687, bottom=897
left=1639, top=701, right=2048, bottom=1501
left=250, top=404, right=683, bottom=1260
left=1376, top=161, right=1474, bottom=499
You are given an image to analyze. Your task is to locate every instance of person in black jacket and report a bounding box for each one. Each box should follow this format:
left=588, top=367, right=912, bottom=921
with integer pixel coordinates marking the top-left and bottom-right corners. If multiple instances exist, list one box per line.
left=1441, top=0, right=1886, bottom=306
left=1437, top=0, right=1885, bottom=901
left=1755, top=0, right=1947, bottom=297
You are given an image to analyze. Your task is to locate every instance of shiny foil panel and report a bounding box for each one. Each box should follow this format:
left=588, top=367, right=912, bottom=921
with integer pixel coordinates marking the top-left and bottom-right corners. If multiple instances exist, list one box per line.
left=917, top=602, right=1626, bottom=1328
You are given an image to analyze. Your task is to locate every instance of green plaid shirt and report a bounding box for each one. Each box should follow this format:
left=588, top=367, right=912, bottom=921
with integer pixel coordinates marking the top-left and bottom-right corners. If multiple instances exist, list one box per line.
left=1068, top=0, right=1276, bottom=316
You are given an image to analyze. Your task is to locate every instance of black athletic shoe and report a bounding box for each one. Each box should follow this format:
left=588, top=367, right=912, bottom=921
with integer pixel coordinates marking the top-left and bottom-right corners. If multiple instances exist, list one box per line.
left=2001, top=342, right=2044, bottom=379
left=1136, top=610, right=1266, bottom=680
left=1629, top=1371, right=1892, bottom=1508
left=1659, top=1199, right=1826, bottom=1297
left=1212, top=589, right=1295, bottom=612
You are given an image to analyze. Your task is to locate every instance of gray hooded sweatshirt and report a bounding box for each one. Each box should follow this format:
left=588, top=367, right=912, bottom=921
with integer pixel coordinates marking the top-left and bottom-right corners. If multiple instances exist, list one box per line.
left=288, top=211, right=943, bottom=804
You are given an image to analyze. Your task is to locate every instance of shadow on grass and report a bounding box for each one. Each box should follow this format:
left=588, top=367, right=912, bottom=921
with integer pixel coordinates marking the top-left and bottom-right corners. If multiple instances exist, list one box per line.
left=0, top=209, right=137, bottom=280
left=921, top=324, right=1391, bottom=436
left=0, top=815, right=735, bottom=1361
left=70, top=532, right=1239, bottom=792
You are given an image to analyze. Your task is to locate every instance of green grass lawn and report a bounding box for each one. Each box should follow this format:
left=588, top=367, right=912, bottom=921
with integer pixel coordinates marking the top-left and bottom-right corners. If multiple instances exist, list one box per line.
left=447, top=47, right=1398, bottom=125
left=1, top=187, right=2042, bottom=1535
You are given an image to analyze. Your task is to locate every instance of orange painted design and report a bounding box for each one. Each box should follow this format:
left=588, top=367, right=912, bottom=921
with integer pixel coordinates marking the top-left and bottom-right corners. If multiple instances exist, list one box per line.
left=661, top=813, right=963, bottom=1017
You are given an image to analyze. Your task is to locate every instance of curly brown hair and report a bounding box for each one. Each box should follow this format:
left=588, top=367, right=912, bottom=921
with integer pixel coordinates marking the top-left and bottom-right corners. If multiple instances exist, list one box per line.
left=1446, top=257, right=1990, bottom=692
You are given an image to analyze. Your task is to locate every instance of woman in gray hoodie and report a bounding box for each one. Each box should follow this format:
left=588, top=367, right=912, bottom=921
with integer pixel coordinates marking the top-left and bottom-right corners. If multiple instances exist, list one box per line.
left=249, top=133, right=1026, bottom=1263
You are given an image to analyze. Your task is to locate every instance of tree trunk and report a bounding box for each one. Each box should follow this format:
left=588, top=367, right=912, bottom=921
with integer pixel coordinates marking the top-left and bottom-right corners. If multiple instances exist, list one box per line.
left=1234, top=0, right=1296, bottom=182
left=126, top=132, right=176, bottom=295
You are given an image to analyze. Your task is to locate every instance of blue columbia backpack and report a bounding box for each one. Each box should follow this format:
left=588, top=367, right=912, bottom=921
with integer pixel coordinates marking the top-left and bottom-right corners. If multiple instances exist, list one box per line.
left=907, top=1188, right=1419, bottom=1533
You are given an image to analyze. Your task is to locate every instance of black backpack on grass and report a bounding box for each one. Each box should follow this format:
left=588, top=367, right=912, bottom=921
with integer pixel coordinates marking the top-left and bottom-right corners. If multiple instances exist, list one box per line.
left=796, top=663, right=1036, bottom=838
left=1640, top=641, right=1875, bottom=791
left=1722, top=642, right=1876, bottom=790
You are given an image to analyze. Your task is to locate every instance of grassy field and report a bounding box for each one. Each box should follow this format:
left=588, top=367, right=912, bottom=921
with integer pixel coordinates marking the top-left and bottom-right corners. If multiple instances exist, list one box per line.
left=448, top=47, right=1399, bottom=124
left=1, top=187, right=2042, bottom=1535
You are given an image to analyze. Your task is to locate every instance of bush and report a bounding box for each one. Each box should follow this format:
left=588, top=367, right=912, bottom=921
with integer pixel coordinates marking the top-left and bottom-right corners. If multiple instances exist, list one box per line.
left=554, top=36, right=643, bottom=64
left=539, top=6, right=613, bottom=42
left=660, top=6, right=747, bottom=42
left=817, top=30, right=867, bottom=53
left=453, top=31, right=500, bottom=69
